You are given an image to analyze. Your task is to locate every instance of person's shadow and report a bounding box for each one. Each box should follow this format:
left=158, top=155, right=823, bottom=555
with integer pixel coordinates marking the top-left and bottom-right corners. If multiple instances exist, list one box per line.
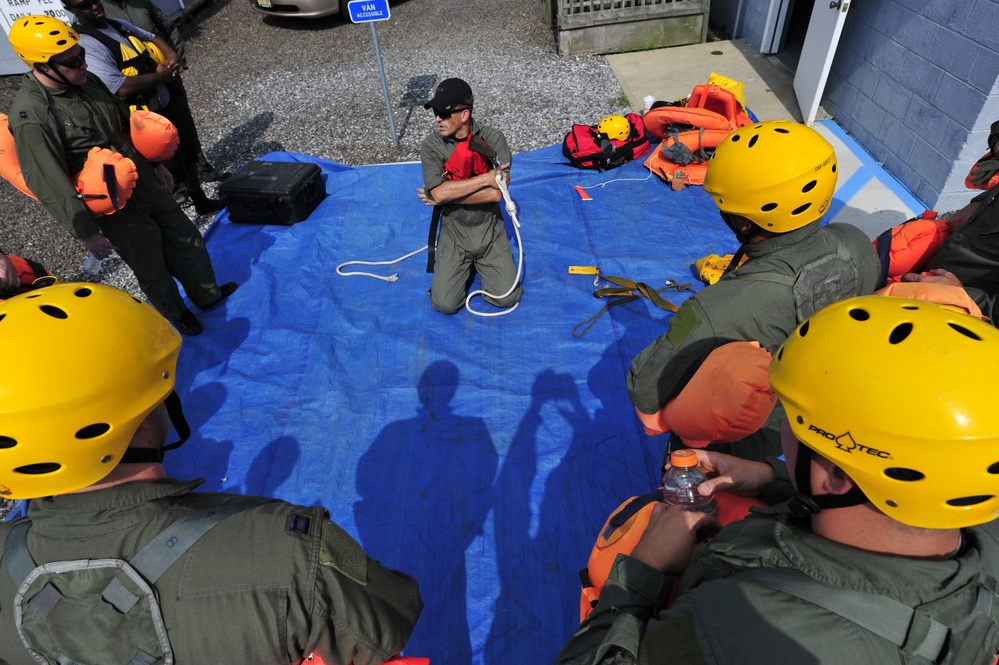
left=354, top=360, right=497, bottom=664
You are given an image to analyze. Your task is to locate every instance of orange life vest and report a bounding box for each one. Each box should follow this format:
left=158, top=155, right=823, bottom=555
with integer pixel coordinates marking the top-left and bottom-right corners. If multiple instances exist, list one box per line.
left=643, top=84, right=753, bottom=141
left=873, top=211, right=954, bottom=288
left=644, top=128, right=732, bottom=187
left=0, top=114, right=33, bottom=199
left=875, top=282, right=986, bottom=320
left=0, top=254, right=52, bottom=301
left=579, top=490, right=767, bottom=622
left=301, top=654, right=429, bottom=665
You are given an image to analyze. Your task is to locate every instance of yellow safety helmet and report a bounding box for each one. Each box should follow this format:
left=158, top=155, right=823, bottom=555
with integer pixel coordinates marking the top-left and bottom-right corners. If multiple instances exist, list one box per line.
left=8, top=15, right=80, bottom=67
left=769, top=296, right=999, bottom=529
left=597, top=115, right=630, bottom=142
left=704, top=120, right=837, bottom=233
left=0, top=283, right=180, bottom=499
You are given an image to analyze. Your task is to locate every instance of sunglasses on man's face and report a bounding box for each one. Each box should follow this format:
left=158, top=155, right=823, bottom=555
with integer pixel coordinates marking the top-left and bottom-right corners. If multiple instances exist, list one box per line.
left=433, top=107, right=467, bottom=120
left=64, top=0, right=100, bottom=11
left=51, top=48, right=87, bottom=69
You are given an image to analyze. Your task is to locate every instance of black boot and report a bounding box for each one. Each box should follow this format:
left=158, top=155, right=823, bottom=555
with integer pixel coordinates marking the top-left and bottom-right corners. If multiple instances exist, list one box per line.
left=185, top=173, right=224, bottom=215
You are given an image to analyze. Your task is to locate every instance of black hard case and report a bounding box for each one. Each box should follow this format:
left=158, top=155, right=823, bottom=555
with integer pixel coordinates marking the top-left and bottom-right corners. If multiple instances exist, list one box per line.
left=219, top=161, right=326, bottom=225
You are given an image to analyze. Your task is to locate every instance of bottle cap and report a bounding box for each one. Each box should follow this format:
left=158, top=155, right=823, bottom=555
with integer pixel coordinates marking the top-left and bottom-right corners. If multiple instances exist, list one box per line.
left=669, top=449, right=698, bottom=468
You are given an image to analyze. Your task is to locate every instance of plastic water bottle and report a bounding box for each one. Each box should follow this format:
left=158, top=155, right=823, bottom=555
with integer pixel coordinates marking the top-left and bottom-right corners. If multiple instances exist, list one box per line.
left=662, top=449, right=717, bottom=517
left=81, top=252, right=103, bottom=277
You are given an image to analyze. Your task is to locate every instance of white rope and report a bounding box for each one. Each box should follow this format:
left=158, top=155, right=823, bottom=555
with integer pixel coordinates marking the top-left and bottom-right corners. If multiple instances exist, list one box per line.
left=464, top=174, right=522, bottom=318
left=577, top=170, right=654, bottom=190
left=335, top=245, right=428, bottom=282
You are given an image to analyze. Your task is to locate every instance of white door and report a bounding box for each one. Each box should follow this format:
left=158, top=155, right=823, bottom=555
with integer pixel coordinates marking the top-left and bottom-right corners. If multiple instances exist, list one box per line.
left=793, top=0, right=852, bottom=125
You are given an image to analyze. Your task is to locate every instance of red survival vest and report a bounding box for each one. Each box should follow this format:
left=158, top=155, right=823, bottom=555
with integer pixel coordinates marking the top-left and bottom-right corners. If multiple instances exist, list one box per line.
left=426, top=133, right=497, bottom=272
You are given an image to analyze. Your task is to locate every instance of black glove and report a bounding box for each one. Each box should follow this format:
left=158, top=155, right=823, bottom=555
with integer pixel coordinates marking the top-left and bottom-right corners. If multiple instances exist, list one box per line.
left=971, top=158, right=999, bottom=187
left=988, top=119, right=999, bottom=158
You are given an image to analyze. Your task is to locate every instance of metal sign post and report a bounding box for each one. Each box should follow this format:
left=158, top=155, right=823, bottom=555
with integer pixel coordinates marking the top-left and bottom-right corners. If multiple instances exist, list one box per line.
left=347, top=0, right=398, bottom=147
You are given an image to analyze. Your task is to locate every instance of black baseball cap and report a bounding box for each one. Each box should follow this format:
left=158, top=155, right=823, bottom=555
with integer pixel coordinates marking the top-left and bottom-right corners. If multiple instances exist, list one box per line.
left=424, top=78, right=474, bottom=112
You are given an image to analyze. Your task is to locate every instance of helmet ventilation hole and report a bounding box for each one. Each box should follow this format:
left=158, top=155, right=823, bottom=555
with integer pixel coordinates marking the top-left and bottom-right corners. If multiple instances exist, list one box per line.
left=791, top=203, right=812, bottom=216
left=888, top=323, right=913, bottom=344
left=15, top=462, right=61, bottom=475
left=76, top=423, right=111, bottom=439
left=0, top=436, right=16, bottom=449
left=760, top=202, right=778, bottom=212
left=988, top=462, right=999, bottom=474
left=74, top=287, right=93, bottom=298
left=796, top=415, right=804, bottom=424
left=801, top=180, right=817, bottom=193
left=773, top=127, right=790, bottom=134
left=798, top=320, right=810, bottom=337
left=886, top=500, right=898, bottom=508
left=902, top=305, right=919, bottom=310
left=748, top=134, right=759, bottom=148
left=776, top=347, right=784, bottom=361
left=39, top=305, right=68, bottom=319
left=731, top=135, right=741, bottom=143
left=0, top=313, right=5, bottom=323
left=832, top=164, right=838, bottom=173
left=884, top=467, right=924, bottom=481
left=948, top=322, right=982, bottom=340
left=946, top=495, right=993, bottom=507
left=848, top=308, right=870, bottom=321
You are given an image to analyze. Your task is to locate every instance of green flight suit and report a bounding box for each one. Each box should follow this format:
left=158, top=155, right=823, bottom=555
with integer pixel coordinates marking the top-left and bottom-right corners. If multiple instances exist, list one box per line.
left=8, top=74, right=221, bottom=320
left=628, top=221, right=880, bottom=460
left=555, top=504, right=999, bottom=665
left=0, top=478, right=423, bottom=665
left=420, top=119, right=522, bottom=314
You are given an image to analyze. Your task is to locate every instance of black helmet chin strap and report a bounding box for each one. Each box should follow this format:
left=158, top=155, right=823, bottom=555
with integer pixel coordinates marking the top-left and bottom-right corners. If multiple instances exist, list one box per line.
left=118, top=391, right=191, bottom=465
left=36, top=63, right=76, bottom=88
left=787, top=443, right=870, bottom=516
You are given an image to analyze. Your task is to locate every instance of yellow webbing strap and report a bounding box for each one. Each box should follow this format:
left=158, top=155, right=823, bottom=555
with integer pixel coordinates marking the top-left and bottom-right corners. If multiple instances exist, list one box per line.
left=571, top=267, right=692, bottom=337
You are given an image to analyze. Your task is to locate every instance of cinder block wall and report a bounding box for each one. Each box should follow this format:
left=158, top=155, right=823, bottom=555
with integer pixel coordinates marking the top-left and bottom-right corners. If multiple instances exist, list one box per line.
left=708, top=0, right=767, bottom=53
left=823, top=0, right=999, bottom=210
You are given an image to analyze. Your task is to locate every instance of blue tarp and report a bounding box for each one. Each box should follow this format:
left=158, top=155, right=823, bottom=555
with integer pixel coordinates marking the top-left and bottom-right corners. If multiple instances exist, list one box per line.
left=162, top=131, right=918, bottom=663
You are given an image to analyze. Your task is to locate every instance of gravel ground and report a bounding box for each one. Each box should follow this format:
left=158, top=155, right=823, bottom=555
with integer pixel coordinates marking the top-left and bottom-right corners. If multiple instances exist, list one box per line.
left=0, top=0, right=630, bottom=519
left=0, top=0, right=630, bottom=291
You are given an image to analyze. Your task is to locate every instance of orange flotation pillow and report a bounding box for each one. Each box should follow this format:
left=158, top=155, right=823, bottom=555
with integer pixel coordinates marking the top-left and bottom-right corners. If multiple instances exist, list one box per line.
left=579, top=490, right=766, bottom=621
left=875, top=283, right=986, bottom=320
left=129, top=110, right=179, bottom=162
left=0, top=114, right=35, bottom=199
left=662, top=340, right=776, bottom=447
left=73, top=147, right=138, bottom=216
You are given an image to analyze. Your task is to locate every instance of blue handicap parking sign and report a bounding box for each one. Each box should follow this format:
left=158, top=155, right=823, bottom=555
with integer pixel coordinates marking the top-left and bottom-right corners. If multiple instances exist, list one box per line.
left=347, top=0, right=390, bottom=22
